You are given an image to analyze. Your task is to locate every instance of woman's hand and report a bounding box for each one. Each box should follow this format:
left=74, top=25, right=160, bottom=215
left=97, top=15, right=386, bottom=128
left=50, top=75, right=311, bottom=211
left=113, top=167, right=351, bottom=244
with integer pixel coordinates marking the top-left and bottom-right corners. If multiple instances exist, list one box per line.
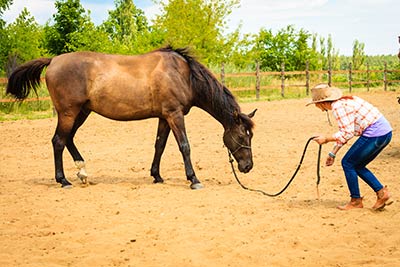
left=326, top=156, right=335, bottom=166
left=313, top=135, right=327, bottom=145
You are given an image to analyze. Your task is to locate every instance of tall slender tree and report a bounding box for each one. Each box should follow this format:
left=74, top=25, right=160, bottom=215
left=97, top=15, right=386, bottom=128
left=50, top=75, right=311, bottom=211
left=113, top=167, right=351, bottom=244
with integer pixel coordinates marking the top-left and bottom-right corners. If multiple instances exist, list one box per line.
left=101, top=0, right=153, bottom=54
left=44, top=0, right=91, bottom=55
left=352, top=39, right=365, bottom=70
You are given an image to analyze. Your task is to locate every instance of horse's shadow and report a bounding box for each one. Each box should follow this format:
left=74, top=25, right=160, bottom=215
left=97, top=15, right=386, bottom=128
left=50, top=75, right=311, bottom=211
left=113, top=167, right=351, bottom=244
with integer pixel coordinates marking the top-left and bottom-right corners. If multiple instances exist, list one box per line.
left=32, top=175, right=191, bottom=189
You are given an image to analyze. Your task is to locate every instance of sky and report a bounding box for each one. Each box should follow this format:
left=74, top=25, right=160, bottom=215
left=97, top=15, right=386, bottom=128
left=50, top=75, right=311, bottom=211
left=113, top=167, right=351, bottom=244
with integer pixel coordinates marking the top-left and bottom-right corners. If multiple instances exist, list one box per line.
left=3, top=0, right=400, bottom=56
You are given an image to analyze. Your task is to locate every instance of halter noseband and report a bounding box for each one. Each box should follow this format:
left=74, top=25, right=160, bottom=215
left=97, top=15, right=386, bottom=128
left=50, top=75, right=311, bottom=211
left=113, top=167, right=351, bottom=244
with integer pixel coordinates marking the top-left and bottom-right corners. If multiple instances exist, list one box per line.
left=224, top=131, right=251, bottom=156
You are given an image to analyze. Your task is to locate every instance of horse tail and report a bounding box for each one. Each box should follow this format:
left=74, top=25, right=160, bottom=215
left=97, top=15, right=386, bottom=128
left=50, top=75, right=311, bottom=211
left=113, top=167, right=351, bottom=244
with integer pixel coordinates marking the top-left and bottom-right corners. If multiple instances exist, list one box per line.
left=6, top=57, right=53, bottom=100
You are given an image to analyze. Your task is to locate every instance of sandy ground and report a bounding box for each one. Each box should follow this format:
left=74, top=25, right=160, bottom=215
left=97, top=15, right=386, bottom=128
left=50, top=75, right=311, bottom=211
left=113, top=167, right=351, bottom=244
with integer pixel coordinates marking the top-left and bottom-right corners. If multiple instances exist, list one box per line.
left=0, top=91, right=399, bottom=267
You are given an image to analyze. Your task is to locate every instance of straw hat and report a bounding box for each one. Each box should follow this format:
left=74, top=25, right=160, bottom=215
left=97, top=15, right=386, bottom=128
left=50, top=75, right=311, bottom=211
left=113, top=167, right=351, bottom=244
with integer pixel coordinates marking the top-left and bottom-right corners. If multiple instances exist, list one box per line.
left=306, top=83, right=343, bottom=106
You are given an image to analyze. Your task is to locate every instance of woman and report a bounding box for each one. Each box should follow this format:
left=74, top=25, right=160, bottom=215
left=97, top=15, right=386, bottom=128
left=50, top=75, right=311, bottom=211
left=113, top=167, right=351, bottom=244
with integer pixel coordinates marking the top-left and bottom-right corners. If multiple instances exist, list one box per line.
left=307, top=83, right=393, bottom=210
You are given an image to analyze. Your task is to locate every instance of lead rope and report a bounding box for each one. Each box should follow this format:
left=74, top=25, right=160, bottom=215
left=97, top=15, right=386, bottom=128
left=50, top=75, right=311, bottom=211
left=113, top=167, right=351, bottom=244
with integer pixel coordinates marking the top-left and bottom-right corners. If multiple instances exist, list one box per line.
left=326, top=111, right=333, bottom=126
left=228, top=136, right=322, bottom=198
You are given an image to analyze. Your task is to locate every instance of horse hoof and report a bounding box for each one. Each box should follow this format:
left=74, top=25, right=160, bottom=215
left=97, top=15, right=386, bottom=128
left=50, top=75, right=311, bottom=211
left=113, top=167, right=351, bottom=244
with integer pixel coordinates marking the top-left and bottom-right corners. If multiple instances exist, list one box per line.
left=61, top=179, right=72, bottom=188
left=77, top=172, right=88, bottom=184
left=190, top=183, right=204, bottom=190
left=153, top=178, right=164, bottom=184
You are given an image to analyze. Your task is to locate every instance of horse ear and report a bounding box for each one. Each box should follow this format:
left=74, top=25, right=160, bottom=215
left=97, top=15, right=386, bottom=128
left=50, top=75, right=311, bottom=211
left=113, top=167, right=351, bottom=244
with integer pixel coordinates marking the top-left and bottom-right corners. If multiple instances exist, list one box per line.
left=248, top=109, right=257, bottom=118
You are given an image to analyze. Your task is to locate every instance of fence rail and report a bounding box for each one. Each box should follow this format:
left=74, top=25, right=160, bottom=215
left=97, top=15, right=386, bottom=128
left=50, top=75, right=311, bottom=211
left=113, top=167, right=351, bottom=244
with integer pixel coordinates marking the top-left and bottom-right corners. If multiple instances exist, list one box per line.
left=1, top=63, right=400, bottom=103
left=220, top=62, right=400, bottom=98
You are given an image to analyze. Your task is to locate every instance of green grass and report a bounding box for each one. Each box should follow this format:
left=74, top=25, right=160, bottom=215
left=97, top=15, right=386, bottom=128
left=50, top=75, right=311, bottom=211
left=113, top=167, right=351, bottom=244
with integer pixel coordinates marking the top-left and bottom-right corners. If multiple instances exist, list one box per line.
left=0, top=82, right=54, bottom=121
left=0, top=109, right=54, bottom=121
left=1, top=74, right=399, bottom=121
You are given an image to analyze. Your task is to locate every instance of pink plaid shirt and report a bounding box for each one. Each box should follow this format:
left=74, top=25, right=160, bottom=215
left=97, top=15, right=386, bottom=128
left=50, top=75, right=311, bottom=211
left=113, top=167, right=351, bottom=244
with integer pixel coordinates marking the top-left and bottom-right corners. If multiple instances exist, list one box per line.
left=331, top=96, right=382, bottom=146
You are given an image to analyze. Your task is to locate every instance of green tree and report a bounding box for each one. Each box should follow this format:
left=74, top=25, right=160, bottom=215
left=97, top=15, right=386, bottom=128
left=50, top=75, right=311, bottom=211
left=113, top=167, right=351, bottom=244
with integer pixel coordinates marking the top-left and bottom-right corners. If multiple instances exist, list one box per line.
left=66, top=20, right=112, bottom=53
left=315, top=34, right=340, bottom=70
left=101, top=0, right=155, bottom=54
left=326, top=35, right=340, bottom=70
left=0, top=0, right=12, bottom=18
left=154, top=0, right=240, bottom=64
left=352, top=39, right=365, bottom=70
left=0, top=0, right=13, bottom=73
left=252, top=25, right=314, bottom=71
left=44, top=0, right=92, bottom=55
left=5, top=8, right=46, bottom=65
left=308, top=33, right=322, bottom=70
left=319, top=36, right=326, bottom=69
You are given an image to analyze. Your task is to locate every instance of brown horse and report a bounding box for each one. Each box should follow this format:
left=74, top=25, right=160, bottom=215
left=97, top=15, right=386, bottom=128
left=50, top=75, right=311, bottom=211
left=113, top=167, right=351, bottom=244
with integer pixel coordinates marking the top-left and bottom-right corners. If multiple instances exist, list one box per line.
left=6, top=46, right=256, bottom=189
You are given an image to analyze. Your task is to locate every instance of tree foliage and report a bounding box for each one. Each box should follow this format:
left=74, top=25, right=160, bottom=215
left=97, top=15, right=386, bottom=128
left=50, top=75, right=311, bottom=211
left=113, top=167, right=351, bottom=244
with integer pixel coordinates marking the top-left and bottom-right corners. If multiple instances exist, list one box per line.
left=100, top=0, right=157, bottom=54
left=0, top=0, right=12, bottom=17
left=251, top=25, right=315, bottom=71
left=352, top=39, right=366, bottom=70
left=0, top=0, right=397, bottom=75
left=154, top=0, right=240, bottom=64
left=0, top=0, right=13, bottom=70
left=44, top=0, right=91, bottom=54
left=5, top=8, right=45, bottom=64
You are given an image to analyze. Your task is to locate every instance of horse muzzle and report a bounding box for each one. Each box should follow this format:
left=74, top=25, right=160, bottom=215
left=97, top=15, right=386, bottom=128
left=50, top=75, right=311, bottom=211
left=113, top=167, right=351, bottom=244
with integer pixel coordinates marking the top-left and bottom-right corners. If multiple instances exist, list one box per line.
left=238, top=160, right=253, bottom=173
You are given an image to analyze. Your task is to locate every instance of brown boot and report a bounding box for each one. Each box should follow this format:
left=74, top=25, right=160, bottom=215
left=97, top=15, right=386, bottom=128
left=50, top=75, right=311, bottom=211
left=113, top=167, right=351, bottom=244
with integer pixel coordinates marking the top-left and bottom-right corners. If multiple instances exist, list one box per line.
left=337, top=197, right=364, bottom=210
left=372, top=186, right=393, bottom=211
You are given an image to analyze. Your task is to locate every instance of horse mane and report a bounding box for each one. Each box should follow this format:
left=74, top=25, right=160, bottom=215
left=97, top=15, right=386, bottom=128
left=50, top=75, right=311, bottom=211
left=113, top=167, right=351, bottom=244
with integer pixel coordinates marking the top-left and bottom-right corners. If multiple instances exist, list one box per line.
left=157, top=45, right=254, bottom=130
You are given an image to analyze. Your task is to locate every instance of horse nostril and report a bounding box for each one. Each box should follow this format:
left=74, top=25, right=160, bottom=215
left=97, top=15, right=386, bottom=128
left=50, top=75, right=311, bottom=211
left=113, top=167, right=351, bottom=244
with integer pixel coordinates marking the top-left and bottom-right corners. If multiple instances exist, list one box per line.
left=243, top=163, right=252, bottom=173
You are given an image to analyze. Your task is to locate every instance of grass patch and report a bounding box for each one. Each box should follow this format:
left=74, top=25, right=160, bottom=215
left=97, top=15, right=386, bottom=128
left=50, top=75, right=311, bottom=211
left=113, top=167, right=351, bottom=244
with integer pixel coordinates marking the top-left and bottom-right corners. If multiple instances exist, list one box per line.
left=1, top=77, right=398, bottom=121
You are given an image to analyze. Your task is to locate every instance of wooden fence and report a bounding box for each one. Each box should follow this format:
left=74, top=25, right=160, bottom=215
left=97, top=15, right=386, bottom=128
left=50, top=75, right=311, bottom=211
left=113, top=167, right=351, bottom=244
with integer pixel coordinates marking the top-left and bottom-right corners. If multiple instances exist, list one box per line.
left=220, top=62, right=400, bottom=99
left=1, top=63, right=400, bottom=102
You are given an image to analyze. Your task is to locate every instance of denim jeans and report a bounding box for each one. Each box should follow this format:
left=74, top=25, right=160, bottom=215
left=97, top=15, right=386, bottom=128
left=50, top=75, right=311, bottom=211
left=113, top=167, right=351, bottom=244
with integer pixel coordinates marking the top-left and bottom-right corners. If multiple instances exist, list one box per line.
left=341, top=131, right=392, bottom=198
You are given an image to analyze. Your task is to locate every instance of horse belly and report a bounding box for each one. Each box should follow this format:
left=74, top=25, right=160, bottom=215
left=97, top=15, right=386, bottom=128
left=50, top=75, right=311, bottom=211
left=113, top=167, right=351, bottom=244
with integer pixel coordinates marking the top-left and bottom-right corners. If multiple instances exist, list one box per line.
left=89, top=85, right=158, bottom=121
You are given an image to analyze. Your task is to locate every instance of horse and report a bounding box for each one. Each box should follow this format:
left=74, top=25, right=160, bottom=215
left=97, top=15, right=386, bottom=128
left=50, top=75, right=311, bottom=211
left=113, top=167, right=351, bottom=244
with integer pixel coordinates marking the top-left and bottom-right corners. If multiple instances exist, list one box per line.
left=6, top=46, right=256, bottom=189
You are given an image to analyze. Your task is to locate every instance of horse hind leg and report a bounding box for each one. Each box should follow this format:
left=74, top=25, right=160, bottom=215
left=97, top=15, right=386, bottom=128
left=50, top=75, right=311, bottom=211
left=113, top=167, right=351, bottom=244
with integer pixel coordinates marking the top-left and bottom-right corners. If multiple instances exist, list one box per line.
left=52, top=106, right=88, bottom=188
left=150, top=119, right=171, bottom=183
left=66, top=109, right=90, bottom=185
left=52, top=120, right=74, bottom=188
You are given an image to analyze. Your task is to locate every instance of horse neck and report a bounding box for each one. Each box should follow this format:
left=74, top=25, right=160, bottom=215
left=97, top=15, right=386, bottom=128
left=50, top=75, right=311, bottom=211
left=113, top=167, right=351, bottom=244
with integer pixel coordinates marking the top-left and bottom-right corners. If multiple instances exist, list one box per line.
left=195, top=96, right=236, bottom=130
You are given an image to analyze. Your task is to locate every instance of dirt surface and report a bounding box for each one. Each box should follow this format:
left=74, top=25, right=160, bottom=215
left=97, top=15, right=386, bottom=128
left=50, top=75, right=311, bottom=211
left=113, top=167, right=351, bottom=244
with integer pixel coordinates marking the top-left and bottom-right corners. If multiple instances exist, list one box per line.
left=1, top=91, right=399, bottom=267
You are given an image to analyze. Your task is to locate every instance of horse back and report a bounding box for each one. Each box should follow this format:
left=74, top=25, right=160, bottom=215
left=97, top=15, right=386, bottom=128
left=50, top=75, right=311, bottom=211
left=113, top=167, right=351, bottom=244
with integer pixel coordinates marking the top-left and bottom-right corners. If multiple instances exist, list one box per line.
left=45, top=51, right=193, bottom=120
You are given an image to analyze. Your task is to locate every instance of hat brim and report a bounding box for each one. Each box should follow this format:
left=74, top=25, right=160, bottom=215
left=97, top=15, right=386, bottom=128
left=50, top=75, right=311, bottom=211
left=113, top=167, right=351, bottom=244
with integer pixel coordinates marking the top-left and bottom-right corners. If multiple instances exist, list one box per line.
left=306, top=87, right=343, bottom=106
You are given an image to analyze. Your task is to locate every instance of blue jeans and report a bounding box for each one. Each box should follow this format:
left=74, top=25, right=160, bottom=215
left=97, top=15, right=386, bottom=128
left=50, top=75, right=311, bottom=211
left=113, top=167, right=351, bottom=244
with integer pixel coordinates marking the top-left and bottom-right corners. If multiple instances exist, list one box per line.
left=341, top=131, right=392, bottom=198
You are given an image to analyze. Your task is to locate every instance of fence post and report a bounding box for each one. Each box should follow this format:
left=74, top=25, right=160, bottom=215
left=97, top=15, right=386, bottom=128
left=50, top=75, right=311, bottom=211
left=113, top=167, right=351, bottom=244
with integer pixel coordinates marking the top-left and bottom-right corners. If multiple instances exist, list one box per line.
left=255, top=61, right=260, bottom=100
left=348, top=62, right=352, bottom=93
left=328, top=59, right=332, bottom=86
left=221, top=62, right=225, bottom=86
left=305, top=61, right=310, bottom=95
left=383, top=62, right=387, bottom=91
left=366, top=63, right=370, bottom=92
left=281, top=62, right=285, bottom=97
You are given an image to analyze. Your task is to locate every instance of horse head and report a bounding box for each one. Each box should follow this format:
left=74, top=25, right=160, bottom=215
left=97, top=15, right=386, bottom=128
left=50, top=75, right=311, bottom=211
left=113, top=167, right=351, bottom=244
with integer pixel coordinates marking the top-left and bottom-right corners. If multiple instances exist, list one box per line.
left=223, top=109, right=257, bottom=173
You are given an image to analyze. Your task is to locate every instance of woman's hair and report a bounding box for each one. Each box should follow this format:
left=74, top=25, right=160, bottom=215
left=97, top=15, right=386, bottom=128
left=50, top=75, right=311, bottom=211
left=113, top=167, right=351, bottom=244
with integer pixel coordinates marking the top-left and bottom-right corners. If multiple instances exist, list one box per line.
left=338, top=96, right=354, bottom=100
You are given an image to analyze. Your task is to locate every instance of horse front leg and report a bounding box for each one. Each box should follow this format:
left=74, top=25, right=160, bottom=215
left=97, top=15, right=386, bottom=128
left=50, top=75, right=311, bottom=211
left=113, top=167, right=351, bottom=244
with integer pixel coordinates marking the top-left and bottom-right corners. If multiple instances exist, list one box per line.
left=150, top=118, right=171, bottom=184
left=167, top=115, right=203, bottom=190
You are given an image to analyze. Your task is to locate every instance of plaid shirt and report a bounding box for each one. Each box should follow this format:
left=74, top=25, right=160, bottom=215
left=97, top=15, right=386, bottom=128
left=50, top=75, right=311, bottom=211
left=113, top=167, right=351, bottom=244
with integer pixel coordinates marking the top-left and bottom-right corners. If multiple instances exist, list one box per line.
left=331, top=96, right=382, bottom=146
